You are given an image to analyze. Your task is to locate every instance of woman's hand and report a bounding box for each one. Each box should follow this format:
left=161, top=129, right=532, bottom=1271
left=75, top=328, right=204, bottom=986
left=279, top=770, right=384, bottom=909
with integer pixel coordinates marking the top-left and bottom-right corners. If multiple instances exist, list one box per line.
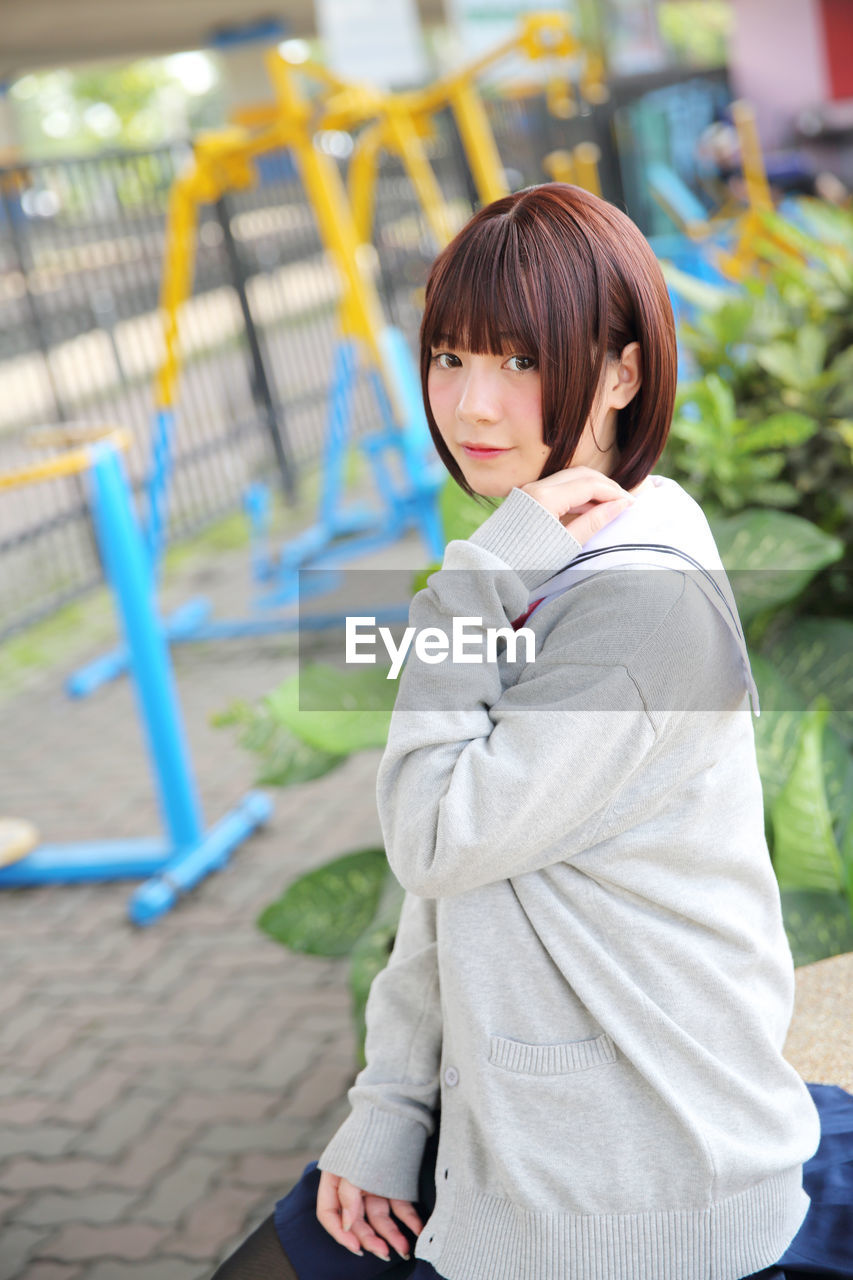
left=520, top=466, right=644, bottom=547
left=317, top=1168, right=424, bottom=1261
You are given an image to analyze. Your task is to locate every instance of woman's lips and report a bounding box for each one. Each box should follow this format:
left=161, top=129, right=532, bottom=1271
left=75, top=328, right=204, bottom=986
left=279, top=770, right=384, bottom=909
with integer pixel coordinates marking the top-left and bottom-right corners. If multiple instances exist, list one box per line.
left=461, top=445, right=511, bottom=458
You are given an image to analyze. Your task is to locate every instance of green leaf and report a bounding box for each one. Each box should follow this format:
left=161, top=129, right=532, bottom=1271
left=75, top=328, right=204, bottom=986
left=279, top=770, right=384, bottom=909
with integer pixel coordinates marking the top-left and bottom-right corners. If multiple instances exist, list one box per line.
left=257, top=846, right=390, bottom=956
left=748, top=482, right=802, bottom=509
left=710, top=509, right=843, bottom=627
left=761, top=616, right=853, bottom=746
left=733, top=412, right=819, bottom=454
left=265, top=664, right=396, bottom=753
left=749, top=652, right=806, bottom=814
left=411, top=563, right=440, bottom=595
left=756, top=326, right=827, bottom=390
left=779, top=889, right=853, bottom=968
left=771, top=698, right=844, bottom=894
left=704, top=373, right=737, bottom=429
left=439, top=475, right=497, bottom=543
left=214, top=697, right=346, bottom=787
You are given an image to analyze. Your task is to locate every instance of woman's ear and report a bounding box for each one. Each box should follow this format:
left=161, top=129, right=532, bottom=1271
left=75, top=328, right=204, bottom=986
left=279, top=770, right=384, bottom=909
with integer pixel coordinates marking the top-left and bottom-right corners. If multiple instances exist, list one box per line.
left=609, top=342, right=642, bottom=409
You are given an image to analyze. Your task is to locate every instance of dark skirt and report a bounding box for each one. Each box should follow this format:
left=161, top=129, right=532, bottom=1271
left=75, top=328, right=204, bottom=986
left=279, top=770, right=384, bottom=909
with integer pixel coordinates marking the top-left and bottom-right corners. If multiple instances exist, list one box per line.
left=273, top=1082, right=853, bottom=1280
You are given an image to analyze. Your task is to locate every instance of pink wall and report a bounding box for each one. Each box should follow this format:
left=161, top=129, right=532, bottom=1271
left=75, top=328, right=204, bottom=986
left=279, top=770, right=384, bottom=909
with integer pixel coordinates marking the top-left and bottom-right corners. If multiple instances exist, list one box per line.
left=730, top=0, right=829, bottom=146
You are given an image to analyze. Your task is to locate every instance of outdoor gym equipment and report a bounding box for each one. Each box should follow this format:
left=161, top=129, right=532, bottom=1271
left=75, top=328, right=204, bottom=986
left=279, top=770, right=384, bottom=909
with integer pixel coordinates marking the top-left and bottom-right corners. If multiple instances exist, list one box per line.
left=648, top=97, right=813, bottom=369
left=0, top=426, right=272, bottom=924
left=649, top=99, right=808, bottom=288
left=66, top=11, right=606, bottom=696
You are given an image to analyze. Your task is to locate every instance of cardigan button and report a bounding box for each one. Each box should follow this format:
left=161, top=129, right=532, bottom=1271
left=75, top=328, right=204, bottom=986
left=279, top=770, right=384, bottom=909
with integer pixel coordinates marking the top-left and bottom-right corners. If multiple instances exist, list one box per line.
left=444, top=1066, right=459, bottom=1087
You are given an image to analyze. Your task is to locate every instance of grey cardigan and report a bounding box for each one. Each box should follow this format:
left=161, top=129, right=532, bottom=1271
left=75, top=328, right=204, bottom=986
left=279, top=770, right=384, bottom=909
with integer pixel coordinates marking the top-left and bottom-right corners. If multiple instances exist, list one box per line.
left=317, top=484, right=821, bottom=1280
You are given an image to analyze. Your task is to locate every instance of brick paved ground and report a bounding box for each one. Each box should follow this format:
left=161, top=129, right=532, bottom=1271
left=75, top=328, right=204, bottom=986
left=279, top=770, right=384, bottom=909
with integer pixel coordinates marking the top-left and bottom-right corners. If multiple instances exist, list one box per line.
left=0, top=494, right=432, bottom=1280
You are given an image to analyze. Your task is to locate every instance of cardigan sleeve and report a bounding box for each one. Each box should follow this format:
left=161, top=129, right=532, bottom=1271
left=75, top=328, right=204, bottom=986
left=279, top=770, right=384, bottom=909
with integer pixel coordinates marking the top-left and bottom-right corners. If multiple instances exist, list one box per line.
left=315, top=889, right=442, bottom=1201
left=375, top=487, right=666, bottom=900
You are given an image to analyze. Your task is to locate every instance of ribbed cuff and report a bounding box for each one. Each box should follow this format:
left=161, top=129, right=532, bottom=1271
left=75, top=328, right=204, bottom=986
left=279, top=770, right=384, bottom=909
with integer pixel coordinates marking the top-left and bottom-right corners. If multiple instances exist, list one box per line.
left=316, top=1104, right=431, bottom=1202
left=467, top=487, right=583, bottom=591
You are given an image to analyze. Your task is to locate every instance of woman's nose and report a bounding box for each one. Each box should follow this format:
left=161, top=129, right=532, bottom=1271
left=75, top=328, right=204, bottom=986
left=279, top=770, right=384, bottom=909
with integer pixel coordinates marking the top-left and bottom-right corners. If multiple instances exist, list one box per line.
left=456, top=370, right=500, bottom=423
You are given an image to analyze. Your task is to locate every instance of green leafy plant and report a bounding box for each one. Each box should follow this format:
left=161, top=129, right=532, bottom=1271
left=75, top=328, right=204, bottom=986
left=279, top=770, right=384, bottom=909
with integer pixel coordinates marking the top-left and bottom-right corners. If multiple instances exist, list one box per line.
left=660, top=200, right=853, bottom=961
left=661, top=199, right=853, bottom=618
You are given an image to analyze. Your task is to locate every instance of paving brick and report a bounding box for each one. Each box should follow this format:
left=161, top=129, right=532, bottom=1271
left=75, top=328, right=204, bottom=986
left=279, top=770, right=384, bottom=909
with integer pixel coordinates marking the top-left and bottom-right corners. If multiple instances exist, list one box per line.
left=161, top=1090, right=274, bottom=1127
left=83, top=1259, right=205, bottom=1280
left=112, top=1119, right=196, bottom=1190
left=15, top=1190, right=139, bottom=1227
left=284, top=1056, right=356, bottom=1120
left=0, top=1074, right=51, bottom=1100
left=0, top=1097, right=50, bottom=1125
left=213, top=1009, right=283, bottom=1067
left=0, top=1225, right=44, bottom=1280
left=38, top=1222, right=169, bottom=1262
left=3, top=1158, right=113, bottom=1193
left=18, top=1263, right=84, bottom=1280
left=194, top=1116, right=309, bottom=1156
left=133, top=1153, right=219, bottom=1224
left=162, top=1184, right=262, bottom=1260
left=1, top=1005, right=47, bottom=1053
left=192, top=993, right=250, bottom=1041
left=111, top=1040, right=208, bottom=1069
left=0, top=1125, right=76, bottom=1158
left=158, top=974, right=220, bottom=1019
left=51, top=1069, right=130, bottom=1126
left=231, top=1150, right=317, bottom=1189
left=73, top=1093, right=163, bottom=1159
left=248, top=1037, right=323, bottom=1091
left=0, top=1188, right=24, bottom=1226
left=39, top=1047, right=105, bottom=1095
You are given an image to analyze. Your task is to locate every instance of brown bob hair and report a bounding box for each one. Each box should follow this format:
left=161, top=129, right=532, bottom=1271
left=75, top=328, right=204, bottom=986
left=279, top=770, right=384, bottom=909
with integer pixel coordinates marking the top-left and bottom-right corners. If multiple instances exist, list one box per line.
left=418, top=182, right=677, bottom=506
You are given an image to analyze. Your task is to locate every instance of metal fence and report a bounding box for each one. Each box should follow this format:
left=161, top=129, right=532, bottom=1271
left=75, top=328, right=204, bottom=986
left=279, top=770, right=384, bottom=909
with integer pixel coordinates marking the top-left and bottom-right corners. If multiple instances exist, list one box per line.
left=0, top=69, right=729, bottom=640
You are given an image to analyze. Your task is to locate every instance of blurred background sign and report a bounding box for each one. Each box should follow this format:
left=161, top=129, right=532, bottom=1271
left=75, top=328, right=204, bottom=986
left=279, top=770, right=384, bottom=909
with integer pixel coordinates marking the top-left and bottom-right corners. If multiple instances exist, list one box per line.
left=445, top=0, right=583, bottom=82
left=605, top=0, right=667, bottom=74
left=315, top=0, right=429, bottom=89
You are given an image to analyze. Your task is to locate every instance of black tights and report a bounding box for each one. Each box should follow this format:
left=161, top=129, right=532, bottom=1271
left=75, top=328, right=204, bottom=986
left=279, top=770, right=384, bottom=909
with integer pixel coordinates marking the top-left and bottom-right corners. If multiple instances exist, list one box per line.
left=210, top=1213, right=298, bottom=1280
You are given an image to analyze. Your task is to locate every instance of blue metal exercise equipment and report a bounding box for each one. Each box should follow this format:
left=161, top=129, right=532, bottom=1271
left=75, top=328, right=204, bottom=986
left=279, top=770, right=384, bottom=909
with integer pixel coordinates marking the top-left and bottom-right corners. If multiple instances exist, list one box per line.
left=0, top=437, right=272, bottom=924
left=66, top=324, right=442, bottom=692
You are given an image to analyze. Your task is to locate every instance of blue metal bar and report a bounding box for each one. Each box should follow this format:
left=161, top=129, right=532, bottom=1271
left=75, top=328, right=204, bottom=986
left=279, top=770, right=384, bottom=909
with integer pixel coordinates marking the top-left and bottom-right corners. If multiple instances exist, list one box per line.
left=0, top=839, right=170, bottom=885
left=128, top=791, right=273, bottom=926
left=66, top=597, right=211, bottom=698
left=145, top=407, right=177, bottom=574
left=88, top=442, right=204, bottom=851
left=320, top=339, right=359, bottom=529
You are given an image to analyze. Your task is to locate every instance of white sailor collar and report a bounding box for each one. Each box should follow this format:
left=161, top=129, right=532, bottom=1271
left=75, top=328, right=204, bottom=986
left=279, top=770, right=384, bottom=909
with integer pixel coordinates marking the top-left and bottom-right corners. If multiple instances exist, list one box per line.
left=525, top=474, right=761, bottom=717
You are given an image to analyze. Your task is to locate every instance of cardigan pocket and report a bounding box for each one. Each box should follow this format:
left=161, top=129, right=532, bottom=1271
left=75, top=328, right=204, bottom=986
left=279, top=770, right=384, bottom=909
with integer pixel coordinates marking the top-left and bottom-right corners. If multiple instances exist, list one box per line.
left=488, top=1031, right=618, bottom=1075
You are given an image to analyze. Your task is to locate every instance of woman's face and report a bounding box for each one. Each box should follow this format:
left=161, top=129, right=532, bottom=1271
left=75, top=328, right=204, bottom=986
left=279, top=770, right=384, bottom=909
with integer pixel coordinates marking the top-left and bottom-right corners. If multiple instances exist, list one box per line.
left=427, top=342, right=621, bottom=498
left=427, top=344, right=548, bottom=498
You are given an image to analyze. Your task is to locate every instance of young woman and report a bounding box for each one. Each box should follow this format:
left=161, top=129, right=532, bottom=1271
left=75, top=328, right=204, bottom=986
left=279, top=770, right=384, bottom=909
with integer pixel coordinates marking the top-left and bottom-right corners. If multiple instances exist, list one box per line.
left=211, top=184, right=852, bottom=1280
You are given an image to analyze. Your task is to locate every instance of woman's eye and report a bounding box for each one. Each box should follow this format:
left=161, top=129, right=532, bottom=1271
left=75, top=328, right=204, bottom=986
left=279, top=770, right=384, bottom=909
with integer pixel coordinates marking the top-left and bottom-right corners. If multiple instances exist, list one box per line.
left=430, top=352, right=461, bottom=369
left=506, top=355, right=537, bottom=372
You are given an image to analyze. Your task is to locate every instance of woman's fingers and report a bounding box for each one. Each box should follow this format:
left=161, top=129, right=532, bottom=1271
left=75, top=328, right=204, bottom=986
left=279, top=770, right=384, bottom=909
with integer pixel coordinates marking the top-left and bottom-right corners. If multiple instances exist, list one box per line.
left=317, top=1171, right=418, bottom=1262
left=389, top=1197, right=424, bottom=1237
left=521, top=466, right=637, bottom=542
left=562, top=495, right=634, bottom=543
left=316, top=1171, right=367, bottom=1256
left=364, top=1193, right=416, bottom=1259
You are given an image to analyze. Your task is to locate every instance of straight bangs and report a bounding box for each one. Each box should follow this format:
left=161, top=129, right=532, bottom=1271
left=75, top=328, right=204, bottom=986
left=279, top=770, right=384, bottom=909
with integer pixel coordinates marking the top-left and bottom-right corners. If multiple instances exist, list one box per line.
left=421, top=216, right=541, bottom=361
